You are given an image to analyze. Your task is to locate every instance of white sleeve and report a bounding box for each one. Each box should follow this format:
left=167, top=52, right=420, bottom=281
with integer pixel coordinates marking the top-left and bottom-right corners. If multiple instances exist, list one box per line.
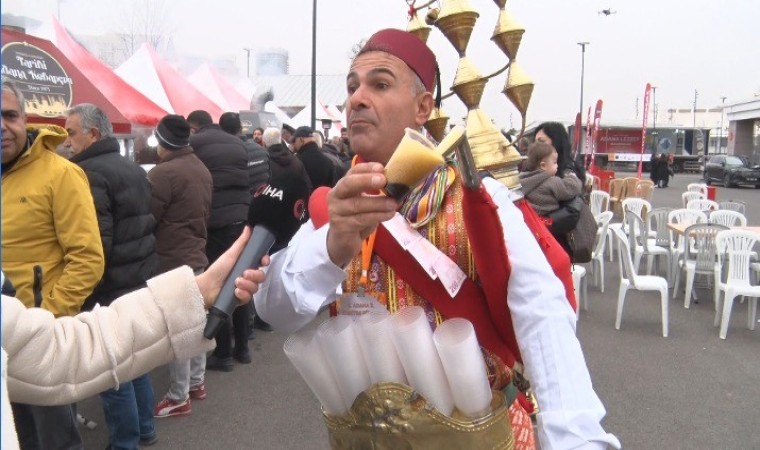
left=483, top=178, right=620, bottom=450
left=254, top=221, right=346, bottom=333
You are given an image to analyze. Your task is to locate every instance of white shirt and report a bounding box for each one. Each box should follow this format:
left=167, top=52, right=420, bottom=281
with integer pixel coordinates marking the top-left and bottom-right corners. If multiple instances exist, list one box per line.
left=256, top=177, right=621, bottom=450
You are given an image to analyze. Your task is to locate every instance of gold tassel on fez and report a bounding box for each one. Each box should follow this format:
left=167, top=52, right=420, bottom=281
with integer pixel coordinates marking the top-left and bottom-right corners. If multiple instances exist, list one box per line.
left=382, top=128, right=445, bottom=200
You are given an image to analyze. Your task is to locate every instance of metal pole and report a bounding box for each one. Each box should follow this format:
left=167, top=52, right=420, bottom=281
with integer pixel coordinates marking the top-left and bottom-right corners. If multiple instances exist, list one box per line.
left=652, top=86, right=657, bottom=153
left=720, top=96, right=727, bottom=153
left=243, top=48, right=252, bottom=78
left=310, top=0, right=317, bottom=130
left=577, top=42, right=589, bottom=128
left=693, top=89, right=698, bottom=128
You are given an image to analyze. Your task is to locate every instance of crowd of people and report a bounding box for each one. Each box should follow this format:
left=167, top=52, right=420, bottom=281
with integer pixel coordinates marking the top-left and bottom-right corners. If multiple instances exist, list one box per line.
left=1, top=78, right=349, bottom=449
left=1, top=26, right=619, bottom=450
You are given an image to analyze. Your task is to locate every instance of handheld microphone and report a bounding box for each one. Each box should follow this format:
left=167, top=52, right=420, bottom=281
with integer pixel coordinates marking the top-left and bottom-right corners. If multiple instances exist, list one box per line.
left=203, top=173, right=310, bottom=339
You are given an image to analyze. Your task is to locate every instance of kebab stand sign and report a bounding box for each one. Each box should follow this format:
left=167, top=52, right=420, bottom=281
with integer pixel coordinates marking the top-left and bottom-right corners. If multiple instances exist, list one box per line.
left=1, top=41, right=74, bottom=117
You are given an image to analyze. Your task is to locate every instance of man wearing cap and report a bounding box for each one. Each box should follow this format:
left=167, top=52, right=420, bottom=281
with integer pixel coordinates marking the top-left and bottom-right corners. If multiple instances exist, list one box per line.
left=253, top=29, right=619, bottom=450
left=281, top=123, right=296, bottom=147
left=64, top=103, right=160, bottom=448
left=148, top=114, right=213, bottom=418
left=219, top=111, right=270, bottom=194
left=292, top=125, right=340, bottom=191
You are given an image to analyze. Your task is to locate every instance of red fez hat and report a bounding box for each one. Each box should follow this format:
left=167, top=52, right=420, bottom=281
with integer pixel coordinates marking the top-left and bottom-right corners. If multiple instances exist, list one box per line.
left=359, top=29, right=438, bottom=93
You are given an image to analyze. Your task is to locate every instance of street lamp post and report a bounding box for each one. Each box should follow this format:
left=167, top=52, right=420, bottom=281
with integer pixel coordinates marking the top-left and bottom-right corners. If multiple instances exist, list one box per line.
left=719, top=96, right=727, bottom=154
left=243, top=48, right=253, bottom=78
left=321, top=118, right=333, bottom=139
left=577, top=42, right=590, bottom=146
left=310, top=0, right=317, bottom=130
left=652, top=86, right=657, bottom=153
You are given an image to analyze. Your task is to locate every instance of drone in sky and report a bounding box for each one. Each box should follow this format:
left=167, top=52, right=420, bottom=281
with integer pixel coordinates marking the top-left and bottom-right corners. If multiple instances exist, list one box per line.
left=598, top=8, right=617, bottom=16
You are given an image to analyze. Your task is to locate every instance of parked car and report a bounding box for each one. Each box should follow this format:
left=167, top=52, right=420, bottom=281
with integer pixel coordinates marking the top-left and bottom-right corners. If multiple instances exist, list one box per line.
left=703, top=155, right=760, bottom=188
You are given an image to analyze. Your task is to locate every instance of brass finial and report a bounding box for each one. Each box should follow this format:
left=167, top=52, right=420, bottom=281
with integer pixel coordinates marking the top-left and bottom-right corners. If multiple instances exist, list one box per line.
left=452, top=57, right=487, bottom=109
left=502, top=61, right=534, bottom=118
left=408, top=11, right=432, bottom=43
left=491, top=9, right=525, bottom=60
left=434, top=0, right=480, bottom=55
left=425, top=107, right=450, bottom=142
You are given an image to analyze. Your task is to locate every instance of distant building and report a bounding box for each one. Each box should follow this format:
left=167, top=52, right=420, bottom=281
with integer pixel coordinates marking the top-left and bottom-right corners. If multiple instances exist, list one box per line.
left=251, top=74, right=347, bottom=117
left=255, top=49, right=288, bottom=76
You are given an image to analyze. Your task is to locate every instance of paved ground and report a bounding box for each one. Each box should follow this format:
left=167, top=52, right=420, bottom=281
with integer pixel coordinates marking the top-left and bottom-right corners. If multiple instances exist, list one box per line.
left=76, top=173, right=760, bottom=449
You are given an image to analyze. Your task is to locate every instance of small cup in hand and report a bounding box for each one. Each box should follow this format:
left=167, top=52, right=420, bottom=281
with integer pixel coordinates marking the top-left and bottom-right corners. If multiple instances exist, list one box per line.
left=382, top=128, right=445, bottom=200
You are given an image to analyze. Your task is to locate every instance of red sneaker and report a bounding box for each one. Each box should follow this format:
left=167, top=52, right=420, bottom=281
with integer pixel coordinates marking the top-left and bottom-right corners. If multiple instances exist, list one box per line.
left=189, top=383, right=207, bottom=400
left=154, top=397, right=191, bottom=418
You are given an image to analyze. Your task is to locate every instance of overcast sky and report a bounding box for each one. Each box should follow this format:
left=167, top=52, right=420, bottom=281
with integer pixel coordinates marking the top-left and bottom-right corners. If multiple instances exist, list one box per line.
left=4, top=0, right=759, bottom=129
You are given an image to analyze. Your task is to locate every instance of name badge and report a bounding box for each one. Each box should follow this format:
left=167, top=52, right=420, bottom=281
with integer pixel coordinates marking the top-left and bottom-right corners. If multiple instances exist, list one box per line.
left=336, top=290, right=387, bottom=319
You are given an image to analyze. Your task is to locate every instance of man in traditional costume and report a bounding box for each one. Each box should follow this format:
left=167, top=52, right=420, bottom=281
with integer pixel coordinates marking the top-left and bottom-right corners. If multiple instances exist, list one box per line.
left=256, top=29, right=620, bottom=450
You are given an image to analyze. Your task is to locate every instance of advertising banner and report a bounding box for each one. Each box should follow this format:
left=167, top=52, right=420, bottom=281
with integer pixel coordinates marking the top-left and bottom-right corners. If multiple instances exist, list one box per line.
left=597, top=128, right=643, bottom=153
left=572, top=112, right=582, bottom=156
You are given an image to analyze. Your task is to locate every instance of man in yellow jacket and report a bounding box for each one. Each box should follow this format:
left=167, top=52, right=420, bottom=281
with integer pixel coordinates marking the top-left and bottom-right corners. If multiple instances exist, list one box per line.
left=2, top=80, right=104, bottom=449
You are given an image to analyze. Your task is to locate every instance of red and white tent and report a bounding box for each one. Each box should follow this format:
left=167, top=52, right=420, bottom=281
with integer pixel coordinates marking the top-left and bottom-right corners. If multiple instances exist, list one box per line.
left=1, top=27, right=132, bottom=133
left=50, top=18, right=168, bottom=126
left=264, top=102, right=291, bottom=125
left=291, top=102, right=343, bottom=136
left=116, top=44, right=225, bottom=120
left=188, top=63, right=250, bottom=112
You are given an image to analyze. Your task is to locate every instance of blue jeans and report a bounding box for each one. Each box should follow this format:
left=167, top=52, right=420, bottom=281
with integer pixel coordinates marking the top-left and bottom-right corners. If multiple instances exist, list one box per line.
left=100, top=373, right=156, bottom=450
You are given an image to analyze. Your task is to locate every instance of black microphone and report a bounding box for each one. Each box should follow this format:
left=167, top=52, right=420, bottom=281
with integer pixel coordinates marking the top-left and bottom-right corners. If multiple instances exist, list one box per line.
left=203, top=173, right=310, bottom=339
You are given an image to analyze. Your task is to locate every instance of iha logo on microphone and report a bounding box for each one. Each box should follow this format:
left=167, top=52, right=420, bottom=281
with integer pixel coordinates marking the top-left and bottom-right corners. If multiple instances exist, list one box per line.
left=254, top=184, right=284, bottom=201
left=293, top=199, right=306, bottom=221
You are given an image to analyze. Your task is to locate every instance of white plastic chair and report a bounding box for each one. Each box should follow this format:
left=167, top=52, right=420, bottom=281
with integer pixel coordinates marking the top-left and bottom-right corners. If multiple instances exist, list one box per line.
left=589, top=190, right=610, bottom=217
left=613, top=227, right=669, bottom=337
left=687, top=199, right=719, bottom=213
left=668, top=209, right=708, bottom=293
left=608, top=197, right=652, bottom=261
left=714, top=230, right=760, bottom=339
left=649, top=207, right=675, bottom=284
left=587, top=174, right=600, bottom=191
left=590, top=211, right=613, bottom=294
left=572, top=265, right=587, bottom=315
left=687, top=183, right=708, bottom=196
left=682, top=191, right=706, bottom=208
left=718, top=200, right=746, bottom=215
left=673, top=223, right=728, bottom=308
left=709, top=210, right=747, bottom=228
left=627, top=211, right=671, bottom=279
left=621, top=197, right=651, bottom=222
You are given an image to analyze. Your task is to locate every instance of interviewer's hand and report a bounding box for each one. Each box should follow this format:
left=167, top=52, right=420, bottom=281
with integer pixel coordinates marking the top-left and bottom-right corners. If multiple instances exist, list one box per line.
left=326, top=162, right=398, bottom=267
left=195, top=226, right=270, bottom=309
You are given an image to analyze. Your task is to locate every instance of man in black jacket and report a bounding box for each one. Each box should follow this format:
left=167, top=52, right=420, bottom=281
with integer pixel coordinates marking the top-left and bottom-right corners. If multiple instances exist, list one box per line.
left=187, top=110, right=251, bottom=371
left=219, top=112, right=270, bottom=194
left=292, top=126, right=339, bottom=191
left=65, top=103, right=159, bottom=448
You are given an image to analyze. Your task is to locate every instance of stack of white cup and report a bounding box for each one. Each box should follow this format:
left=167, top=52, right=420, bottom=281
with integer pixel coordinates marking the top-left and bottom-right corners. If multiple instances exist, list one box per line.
left=284, top=306, right=493, bottom=418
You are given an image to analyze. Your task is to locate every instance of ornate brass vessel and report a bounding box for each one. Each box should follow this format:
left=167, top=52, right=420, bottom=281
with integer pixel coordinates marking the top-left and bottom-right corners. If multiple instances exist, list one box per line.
left=408, top=0, right=535, bottom=189
left=324, top=382, right=514, bottom=450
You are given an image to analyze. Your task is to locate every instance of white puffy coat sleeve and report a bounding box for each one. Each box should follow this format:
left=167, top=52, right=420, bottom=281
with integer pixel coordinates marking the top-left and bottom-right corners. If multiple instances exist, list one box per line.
left=1, top=266, right=214, bottom=406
